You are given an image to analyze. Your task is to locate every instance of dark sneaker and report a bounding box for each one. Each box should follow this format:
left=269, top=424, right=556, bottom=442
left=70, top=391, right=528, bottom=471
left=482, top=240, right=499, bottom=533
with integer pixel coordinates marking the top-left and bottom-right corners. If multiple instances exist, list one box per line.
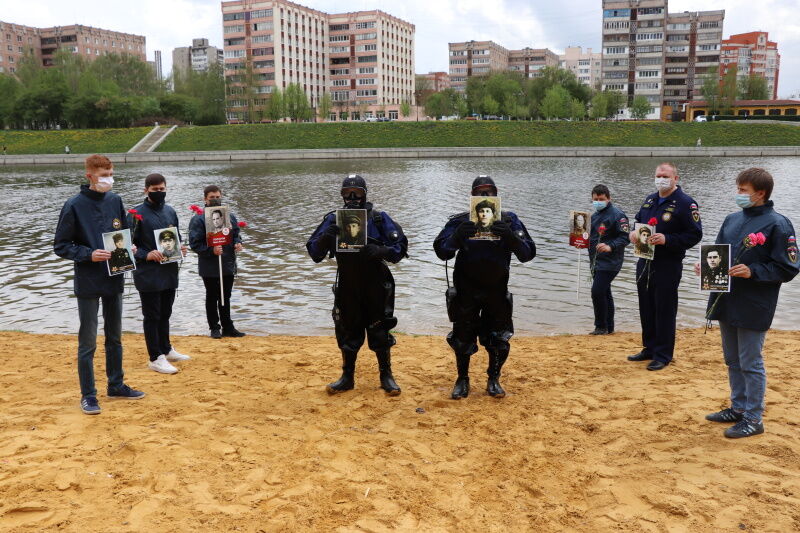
left=222, top=328, right=246, bottom=338
left=589, top=328, right=608, bottom=335
left=724, top=419, right=764, bottom=439
left=705, top=408, right=744, bottom=423
left=80, top=396, right=101, bottom=415
left=107, top=384, right=146, bottom=400
left=210, top=329, right=222, bottom=339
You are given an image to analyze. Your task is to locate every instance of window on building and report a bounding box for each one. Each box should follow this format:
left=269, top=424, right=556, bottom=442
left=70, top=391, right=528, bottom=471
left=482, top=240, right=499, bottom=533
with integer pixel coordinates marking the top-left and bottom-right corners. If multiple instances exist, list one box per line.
left=330, top=46, right=348, bottom=53
left=357, top=78, right=375, bottom=85
left=355, top=22, right=375, bottom=29
left=332, top=79, right=348, bottom=86
left=358, top=67, right=375, bottom=74
left=605, top=46, right=627, bottom=55
left=250, top=9, right=273, bottom=19
left=355, top=32, right=377, bottom=40
left=224, top=25, right=245, bottom=34
left=356, top=44, right=376, bottom=52
left=356, top=89, right=377, bottom=96
left=603, top=9, right=630, bottom=18
left=330, top=35, right=348, bottom=42
left=357, top=55, right=377, bottom=63
left=329, top=24, right=349, bottom=31
left=637, top=7, right=664, bottom=15
left=332, top=90, right=349, bottom=101
left=223, top=13, right=245, bottom=21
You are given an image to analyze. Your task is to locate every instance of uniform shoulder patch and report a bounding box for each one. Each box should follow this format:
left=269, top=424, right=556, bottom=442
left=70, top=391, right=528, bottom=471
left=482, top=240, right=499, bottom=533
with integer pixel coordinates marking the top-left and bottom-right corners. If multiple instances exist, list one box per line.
left=789, top=236, right=798, bottom=263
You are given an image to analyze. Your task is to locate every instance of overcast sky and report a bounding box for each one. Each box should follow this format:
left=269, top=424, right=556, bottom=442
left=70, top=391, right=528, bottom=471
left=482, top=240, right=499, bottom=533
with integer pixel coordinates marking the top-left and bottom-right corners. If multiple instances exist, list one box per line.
left=3, top=0, right=798, bottom=97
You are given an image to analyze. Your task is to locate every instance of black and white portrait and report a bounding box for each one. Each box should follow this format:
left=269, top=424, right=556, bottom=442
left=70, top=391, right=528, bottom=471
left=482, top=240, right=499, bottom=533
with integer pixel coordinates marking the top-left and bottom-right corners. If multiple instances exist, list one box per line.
left=469, top=196, right=501, bottom=240
left=336, top=209, right=367, bottom=251
left=205, top=205, right=231, bottom=236
left=633, top=223, right=655, bottom=260
left=155, top=228, right=183, bottom=264
left=700, top=244, right=731, bottom=292
left=103, top=228, right=136, bottom=276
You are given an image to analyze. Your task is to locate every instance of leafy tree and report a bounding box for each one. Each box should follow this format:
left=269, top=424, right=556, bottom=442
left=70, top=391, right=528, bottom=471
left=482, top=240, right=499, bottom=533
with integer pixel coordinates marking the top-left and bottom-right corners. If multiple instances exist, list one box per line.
left=0, top=75, right=21, bottom=128
left=540, top=86, right=571, bottom=119
left=569, top=98, right=586, bottom=121
left=629, top=95, right=652, bottom=120
left=400, top=99, right=411, bottom=118
left=318, top=92, right=332, bottom=121
left=701, top=65, right=721, bottom=114
left=159, top=93, right=198, bottom=123
left=738, top=74, right=770, bottom=100
left=482, top=94, right=500, bottom=116
left=265, top=89, right=285, bottom=121
left=720, top=64, right=739, bottom=114
left=284, top=83, right=311, bottom=122
left=414, top=75, right=433, bottom=108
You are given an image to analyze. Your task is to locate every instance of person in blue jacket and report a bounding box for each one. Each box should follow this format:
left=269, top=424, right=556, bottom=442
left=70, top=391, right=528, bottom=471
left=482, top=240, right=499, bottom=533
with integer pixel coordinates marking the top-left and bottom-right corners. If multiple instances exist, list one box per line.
left=188, top=185, right=245, bottom=339
left=588, top=184, right=630, bottom=335
left=434, top=176, right=536, bottom=399
left=627, top=162, right=703, bottom=371
left=53, top=154, right=145, bottom=415
left=697, top=168, right=798, bottom=438
left=307, top=174, right=408, bottom=396
left=128, top=173, right=191, bottom=375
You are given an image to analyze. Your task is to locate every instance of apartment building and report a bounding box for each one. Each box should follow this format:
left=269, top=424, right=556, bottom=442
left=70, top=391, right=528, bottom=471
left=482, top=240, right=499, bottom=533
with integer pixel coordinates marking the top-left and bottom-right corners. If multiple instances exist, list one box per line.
left=0, top=21, right=40, bottom=74
left=601, top=0, right=723, bottom=120
left=508, top=47, right=559, bottom=79
left=448, top=40, right=509, bottom=92
left=419, top=71, right=450, bottom=92
left=173, top=38, right=223, bottom=76
left=221, top=1, right=415, bottom=123
left=559, top=46, right=602, bottom=88
left=721, top=31, right=780, bottom=99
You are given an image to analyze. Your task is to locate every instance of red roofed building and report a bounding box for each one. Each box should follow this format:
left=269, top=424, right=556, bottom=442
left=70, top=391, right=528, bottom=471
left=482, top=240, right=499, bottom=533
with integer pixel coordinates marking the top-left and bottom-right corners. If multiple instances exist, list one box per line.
left=721, top=31, right=780, bottom=99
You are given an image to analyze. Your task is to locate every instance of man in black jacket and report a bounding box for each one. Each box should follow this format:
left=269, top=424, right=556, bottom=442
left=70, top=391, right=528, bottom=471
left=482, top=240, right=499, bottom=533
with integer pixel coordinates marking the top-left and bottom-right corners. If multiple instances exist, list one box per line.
left=188, top=185, right=245, bottom=339
left=54, top=154, right=145, bottom=415
left=129, top=173, right=191, bottom=374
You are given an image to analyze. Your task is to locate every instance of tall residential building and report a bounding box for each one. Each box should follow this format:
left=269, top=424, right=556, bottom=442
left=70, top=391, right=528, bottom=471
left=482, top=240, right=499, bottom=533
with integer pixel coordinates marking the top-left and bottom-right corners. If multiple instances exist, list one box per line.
left=601, top=0, right=723, bottom=120
left=152, top=50, right=163, bottom=80
left=448, top=40, right=509, bottom=92
left=1, top=20, right=145, bottom=73
left=419, top=71, right=450, bottom=92
left=508, top=47, right=559, bottom=79
left=721, top=31, right=780, bottom=99
left=173, top=38, right=223, bottom=77
left=559, top=46, right=602, bottom=88
left=221, top=1, right=415, bottom=123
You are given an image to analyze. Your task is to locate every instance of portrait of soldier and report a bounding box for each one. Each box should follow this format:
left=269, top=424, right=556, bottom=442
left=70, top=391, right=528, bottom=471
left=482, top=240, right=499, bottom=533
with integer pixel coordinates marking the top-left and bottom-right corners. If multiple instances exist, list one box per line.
left=158, top=229, right=181, bottom=263
left=634, top=225, right=654, bottom=258
left=338, top=212, right=366, bottom=248
left=108, top=232, right=134, bottom=273
left=572, top=212, right=589, bottom=236
left=701, top=244, right=730, bottom=291
left=471, top=197, right=500, bottom=239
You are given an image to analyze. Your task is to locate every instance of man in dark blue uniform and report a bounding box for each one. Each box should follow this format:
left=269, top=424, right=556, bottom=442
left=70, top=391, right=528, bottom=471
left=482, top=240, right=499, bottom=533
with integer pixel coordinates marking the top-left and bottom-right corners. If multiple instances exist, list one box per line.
left=434, top=176, right=536, bottom=399
left=129, top=173, right=191, bottom=375
left=189, top=185, right=246, bottom=339
left=588, top=184, right=630, bottom=335
left=627, top=162, right=703, bottom=371
left=54, top=154, right=145, bottom=415
left=698, top=168, right=798, bottom=438
left=307, top=175, right=408, bottom=396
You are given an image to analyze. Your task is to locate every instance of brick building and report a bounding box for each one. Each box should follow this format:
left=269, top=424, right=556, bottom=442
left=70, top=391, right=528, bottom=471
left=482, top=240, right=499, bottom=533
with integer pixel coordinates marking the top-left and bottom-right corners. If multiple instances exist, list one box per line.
left=721, top=31, right=780, bottom=100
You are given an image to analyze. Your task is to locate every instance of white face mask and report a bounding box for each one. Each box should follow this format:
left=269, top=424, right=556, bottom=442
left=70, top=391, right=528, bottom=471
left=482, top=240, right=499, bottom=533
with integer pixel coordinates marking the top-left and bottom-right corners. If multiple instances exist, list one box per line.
left=654, top=177, right=672, bottom=192
left=95, top=176, right=114, bottom=192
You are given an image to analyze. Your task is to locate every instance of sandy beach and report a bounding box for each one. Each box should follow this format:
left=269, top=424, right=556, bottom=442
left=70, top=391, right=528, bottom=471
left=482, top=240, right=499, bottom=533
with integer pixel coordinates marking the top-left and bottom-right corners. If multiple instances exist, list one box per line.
left=1, top=329, right=799, bottom=532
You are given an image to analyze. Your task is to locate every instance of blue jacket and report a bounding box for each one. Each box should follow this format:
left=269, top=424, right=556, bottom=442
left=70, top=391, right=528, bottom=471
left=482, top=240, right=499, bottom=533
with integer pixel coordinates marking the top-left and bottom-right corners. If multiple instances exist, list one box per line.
left=53, top=185, right=128, bottom=298
left=434, top=211, right=535, bottom=288
left=188, top=211, right=241, bottom=278
left=589, top=203, right=630, bottom=272
left=306, top=204, right=408, bottom=268
left=634, top=186, right=703, bottom=262
left=707, top=201, right=799, bottom=331
left=128, top=199, right=181, bottom=293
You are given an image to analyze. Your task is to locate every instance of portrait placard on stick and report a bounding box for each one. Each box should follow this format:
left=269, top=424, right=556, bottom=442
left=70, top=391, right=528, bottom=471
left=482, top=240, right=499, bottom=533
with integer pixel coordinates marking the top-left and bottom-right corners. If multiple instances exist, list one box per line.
left=205, top=205, right=232, bottom=247
left=469, top=196, right=501, bottom=240
left=154, top=227, right=183, bottom=264
left=700, top=244, right=731, bottom=292
left=336, top=209, right=367, bottom=251
left=569, top=210, right=590, bottom=249
left=633, top=223, right=656, bottom=260
left=102, top=228, right=136, bottom=276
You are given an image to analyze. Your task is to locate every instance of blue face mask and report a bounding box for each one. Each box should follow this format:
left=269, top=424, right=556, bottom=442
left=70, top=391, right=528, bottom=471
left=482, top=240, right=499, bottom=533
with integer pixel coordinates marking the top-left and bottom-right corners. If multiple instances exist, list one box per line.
left=735, top=194, right=754, bottom=209
left=593, top=200, right=608, bottom=212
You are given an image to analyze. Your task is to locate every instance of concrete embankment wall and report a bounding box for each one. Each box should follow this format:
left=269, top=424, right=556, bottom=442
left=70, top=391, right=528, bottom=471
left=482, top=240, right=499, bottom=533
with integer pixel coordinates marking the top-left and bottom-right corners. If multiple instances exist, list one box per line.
left=3, top=146, right=800, bottom=165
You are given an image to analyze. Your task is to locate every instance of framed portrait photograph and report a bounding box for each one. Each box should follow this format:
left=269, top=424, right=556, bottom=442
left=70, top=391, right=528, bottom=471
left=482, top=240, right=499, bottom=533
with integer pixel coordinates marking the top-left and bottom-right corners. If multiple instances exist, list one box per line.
left=205, top=205, right=232, bottom=247
left=336, top=209, right=367, bottom=251
left=469, top=196, right=501, bottom=240
left=633, top=223, right=656, bottom=260
left=700, top=244, right=731, bottom=292
left=102, top=228, right=136, bottom=276
left=569, top=210, right=591, bottom=249
left=154, top=227, right=183, bottom=264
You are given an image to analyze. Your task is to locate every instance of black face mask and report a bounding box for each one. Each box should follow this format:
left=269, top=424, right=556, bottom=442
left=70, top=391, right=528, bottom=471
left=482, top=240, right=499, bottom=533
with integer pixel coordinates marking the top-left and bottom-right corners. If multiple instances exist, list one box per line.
left=148, top=191, right=166, bottom=205
left=343, top=192, right=366, bottom=208
left=206, top=198, right=222, bottom=207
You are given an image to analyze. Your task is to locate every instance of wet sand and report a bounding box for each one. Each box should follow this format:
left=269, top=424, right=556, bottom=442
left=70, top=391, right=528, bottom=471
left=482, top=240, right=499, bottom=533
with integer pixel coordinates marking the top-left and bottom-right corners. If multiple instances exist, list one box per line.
left=1, top=329, right=799, bottom=532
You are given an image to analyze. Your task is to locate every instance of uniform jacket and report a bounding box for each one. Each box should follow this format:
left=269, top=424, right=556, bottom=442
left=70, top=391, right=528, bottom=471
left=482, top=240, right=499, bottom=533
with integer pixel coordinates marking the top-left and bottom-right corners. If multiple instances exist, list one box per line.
left=189, top=211, right=241, bottom=278
left=707, top=201, right=799, bottom=331
left=589, top=203, right=630, bottom=272
left=634, top=186, right=703, bottom=262
left=128, top=199, right=181, bottom=293
left=53, top=184, right=128, bottom=298
left=434, top=211, right=535, bottom=289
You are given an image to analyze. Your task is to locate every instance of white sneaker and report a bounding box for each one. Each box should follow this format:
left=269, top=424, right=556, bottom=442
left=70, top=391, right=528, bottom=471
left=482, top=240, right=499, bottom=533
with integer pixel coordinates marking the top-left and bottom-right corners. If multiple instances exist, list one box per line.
left=165, top=348, right=191, bottom=362
left=148, top=354, right=178, bottom=374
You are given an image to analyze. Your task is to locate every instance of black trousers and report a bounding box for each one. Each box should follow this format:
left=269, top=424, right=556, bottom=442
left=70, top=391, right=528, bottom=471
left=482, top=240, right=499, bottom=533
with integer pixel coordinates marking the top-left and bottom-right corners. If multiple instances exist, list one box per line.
left=591, top=269, right=619, bottom=332
left=139, top=288, right=176, bottom=361
left=202, top=275, right=235, bottom=331
left=333, top=267, right=396, bottom=354
left=636, top=259, right=683, bottom=364
left=447, top=284, right=513, bottom=356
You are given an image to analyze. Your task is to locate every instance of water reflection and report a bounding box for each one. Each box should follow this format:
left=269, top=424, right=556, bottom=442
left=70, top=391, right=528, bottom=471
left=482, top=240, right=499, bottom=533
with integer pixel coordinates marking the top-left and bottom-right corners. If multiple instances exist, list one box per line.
left=1, top=157, right=798, bottom=336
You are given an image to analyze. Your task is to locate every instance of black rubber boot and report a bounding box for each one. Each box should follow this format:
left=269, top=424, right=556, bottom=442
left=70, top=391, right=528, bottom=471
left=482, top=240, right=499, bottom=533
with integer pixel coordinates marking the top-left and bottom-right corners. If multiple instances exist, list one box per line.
left=326, top=350, right=357, bottom=394
left=451, top=353, right=471, bottom=400
left=375, top=350, right=401, bottom=396
left=486, top=350, right=509, bottom=398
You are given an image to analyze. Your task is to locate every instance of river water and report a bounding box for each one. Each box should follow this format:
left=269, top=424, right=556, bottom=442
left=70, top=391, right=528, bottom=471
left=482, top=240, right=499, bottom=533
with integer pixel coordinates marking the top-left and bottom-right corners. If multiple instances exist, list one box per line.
left=2, top=156, right=799, bottom=336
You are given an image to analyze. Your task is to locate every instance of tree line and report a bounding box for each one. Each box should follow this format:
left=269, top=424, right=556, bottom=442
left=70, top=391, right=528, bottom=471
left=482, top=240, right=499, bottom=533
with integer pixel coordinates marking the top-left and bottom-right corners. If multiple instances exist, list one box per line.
left=700, top=65, right=770, bottom=115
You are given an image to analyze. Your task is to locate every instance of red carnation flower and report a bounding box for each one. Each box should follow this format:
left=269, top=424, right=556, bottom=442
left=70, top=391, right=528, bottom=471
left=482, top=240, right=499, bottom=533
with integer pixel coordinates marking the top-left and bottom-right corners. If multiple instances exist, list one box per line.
left=648, top=217, right=658, bottom=226
left=135, top=214, right=143, bottom=221
left=238, top=221, right=248, bottom=228
left=189, top=204, right=203, bottom=215
left=128, top=208, right=138, bottom=214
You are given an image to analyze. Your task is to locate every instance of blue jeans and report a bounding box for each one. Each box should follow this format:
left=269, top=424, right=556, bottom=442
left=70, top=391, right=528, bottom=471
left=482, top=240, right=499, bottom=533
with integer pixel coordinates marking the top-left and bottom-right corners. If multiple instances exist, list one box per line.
left=591, top=269, right=618, bottom=332
left=718, top=321, right=767, bottom=423
left=77, top=294, right=124, bottom=398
